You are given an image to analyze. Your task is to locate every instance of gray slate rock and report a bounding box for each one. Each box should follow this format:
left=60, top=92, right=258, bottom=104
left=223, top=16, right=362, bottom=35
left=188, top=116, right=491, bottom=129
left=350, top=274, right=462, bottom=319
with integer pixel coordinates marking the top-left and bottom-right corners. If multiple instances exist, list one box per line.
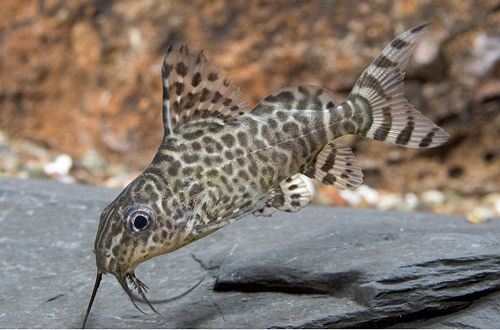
left=0, top=177, right=499, bottom=328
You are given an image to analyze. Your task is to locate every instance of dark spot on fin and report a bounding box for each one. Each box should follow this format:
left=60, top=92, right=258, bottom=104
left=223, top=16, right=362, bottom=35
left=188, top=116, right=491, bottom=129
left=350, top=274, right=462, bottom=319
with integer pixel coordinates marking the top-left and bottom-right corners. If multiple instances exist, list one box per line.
left=373, top=55, right=397, bottom=68
left=176, top=62, right=188, bottom=77
left=192, top=72, right=202, bottom=87
left=303, top=140, right=363, bottom=190
left=208, top=72, right=218, bottom=81
left=411, top=23, right=431, bottom=33
left=268, top=173, right=311, bottom=213
left=161, top=44, right=250, bottom=135
left=346, top=24, right=450, bottom=149
left=390, top=38, right=409, bottom=49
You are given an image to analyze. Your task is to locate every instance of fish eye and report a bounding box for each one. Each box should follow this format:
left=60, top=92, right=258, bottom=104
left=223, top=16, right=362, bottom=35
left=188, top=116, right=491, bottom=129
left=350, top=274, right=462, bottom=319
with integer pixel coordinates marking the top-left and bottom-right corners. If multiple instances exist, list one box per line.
left=123, top=205, right=155, bottom=234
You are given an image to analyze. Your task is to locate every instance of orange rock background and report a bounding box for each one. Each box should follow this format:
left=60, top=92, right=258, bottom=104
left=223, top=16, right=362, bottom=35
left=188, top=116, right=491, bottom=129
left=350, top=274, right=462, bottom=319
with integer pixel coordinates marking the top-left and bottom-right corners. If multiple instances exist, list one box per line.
left=1, top=0, right=499, bottom=196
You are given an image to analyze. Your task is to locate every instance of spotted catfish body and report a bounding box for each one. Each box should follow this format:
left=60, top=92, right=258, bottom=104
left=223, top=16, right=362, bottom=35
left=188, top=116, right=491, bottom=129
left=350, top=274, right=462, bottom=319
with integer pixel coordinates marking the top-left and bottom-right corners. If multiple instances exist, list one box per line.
left=83, top=23, right=449, bottom=327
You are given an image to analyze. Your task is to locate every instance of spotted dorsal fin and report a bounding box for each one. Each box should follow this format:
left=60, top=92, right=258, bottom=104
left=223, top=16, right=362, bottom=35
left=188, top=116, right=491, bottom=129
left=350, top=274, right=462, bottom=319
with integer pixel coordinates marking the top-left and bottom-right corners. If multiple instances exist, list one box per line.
left=161, top=44, right=250, bottom=136
left=303, top=139, right=363, bottom=190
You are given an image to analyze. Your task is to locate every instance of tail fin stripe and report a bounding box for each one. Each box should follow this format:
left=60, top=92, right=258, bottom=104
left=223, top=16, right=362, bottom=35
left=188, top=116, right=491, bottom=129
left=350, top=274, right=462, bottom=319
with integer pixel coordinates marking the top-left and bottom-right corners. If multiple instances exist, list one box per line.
left=418, top=129, right=438, bottom=148
left=345, top=23, right=450, bottom=149
left=372, top=105, right=393, bottom=142
left=373, top=55, right=398, bottom=68
left=395, top=120, right=415, bottom=146
left=356, top=73, right=391, bottom=100
left=390, top=38, right=410, bottom=49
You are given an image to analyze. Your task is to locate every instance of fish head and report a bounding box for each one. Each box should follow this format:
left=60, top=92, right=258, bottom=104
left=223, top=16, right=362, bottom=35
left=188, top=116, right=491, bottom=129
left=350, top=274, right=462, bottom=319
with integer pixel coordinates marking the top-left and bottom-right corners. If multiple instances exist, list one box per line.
left=94, top=200, right=156, bottom=279
left=83, top=172, right=204, bottom=327
left=93, top=174, right=185, bottom=279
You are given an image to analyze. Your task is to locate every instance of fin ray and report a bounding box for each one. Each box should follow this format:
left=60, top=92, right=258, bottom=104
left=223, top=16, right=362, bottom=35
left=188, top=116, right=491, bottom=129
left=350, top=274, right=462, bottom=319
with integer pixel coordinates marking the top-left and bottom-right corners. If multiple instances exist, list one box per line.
left=348, top=23, right=450, bottom=148
left=303, top=140, right=363, bottom=190
left=260, top=173, right=312, bottom=214
left=162, top=44, right=250, bottom=136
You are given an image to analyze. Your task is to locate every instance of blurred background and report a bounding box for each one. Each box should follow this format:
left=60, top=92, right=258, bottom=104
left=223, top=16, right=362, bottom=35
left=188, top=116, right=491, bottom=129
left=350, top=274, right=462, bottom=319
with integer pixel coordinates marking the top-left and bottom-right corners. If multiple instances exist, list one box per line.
left=0, top=0, right=499, bottom=217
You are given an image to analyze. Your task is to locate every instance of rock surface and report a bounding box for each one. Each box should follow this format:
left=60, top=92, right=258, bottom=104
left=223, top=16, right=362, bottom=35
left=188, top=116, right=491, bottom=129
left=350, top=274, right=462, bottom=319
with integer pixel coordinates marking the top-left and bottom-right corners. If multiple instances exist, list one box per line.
left=1, top=177, right=500, bottom=328
left=1, top=1, right=500, bottom=195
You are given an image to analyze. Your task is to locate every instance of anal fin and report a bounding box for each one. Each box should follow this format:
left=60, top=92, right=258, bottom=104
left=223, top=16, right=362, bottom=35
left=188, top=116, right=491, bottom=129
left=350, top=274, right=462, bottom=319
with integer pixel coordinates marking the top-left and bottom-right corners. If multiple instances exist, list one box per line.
left=303, top=140, right=363, bottom=190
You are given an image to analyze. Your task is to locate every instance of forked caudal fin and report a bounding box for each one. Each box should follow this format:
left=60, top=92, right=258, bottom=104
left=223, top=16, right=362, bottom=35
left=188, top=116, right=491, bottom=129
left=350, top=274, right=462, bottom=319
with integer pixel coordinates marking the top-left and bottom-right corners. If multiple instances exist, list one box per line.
left=255, top=24, right=450, bottom=216
left=298, top=23, right=449, bottom=196
left=345, top=23, right=450, bottom=148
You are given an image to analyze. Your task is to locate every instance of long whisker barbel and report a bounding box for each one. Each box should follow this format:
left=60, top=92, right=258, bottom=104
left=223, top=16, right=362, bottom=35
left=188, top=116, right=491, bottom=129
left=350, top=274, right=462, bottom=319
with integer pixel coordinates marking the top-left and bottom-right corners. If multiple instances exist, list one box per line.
left=82, top=272, right=205, bottom=328
left=83, top=23, right=449, bottom=326
left=82, top=272, right=102, bottom=329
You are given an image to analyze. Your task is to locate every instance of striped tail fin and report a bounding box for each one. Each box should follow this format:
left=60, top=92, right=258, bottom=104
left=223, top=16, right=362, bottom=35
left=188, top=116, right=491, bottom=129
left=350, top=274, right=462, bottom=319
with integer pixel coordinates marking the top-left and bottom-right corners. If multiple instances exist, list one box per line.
left=348, top=23, right=450, bottom=148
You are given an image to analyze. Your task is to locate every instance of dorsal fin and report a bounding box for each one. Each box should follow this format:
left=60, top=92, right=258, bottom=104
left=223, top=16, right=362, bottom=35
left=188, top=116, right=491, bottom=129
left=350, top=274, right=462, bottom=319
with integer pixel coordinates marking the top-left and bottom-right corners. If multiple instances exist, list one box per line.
left=161, top=44, right=250, bottom=136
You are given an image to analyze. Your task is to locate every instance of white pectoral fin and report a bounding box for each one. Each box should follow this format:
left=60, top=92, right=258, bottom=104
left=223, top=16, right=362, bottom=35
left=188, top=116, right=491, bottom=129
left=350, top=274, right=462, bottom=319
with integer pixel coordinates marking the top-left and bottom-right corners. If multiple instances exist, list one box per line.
left=268, top=173, right=312, bottom=213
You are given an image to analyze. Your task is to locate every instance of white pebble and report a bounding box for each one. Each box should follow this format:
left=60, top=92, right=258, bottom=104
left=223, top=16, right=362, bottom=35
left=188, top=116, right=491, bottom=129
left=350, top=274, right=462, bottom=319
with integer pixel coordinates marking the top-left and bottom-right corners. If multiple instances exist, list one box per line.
left=43, top=154, right=73, bottom=176
left=421, top=190, right=446, bottom=205
left=495, top=201, right=500, bottom=216
left=404, top=192, right=419, bottom=209
left=467, top=207, right=490, bottom=224
left=340, top=185, right=379, bottom=207
left=339, top=189, right=361, bottom=206
left=377, top=193, right=403, bottom=211
left=357, top=185, right=379, bottom=205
